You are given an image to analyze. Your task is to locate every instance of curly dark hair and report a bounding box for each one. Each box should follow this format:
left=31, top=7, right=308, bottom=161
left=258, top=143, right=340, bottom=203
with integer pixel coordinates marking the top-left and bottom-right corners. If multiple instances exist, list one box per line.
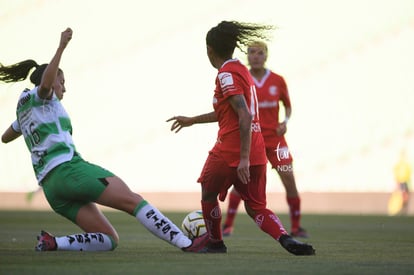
left=206, top=21, right=274, bottom=59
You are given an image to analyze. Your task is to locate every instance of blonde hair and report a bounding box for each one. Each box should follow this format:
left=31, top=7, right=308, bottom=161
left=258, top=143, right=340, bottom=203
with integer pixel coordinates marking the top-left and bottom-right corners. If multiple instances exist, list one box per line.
left=248, top=41, right=268, bottom=55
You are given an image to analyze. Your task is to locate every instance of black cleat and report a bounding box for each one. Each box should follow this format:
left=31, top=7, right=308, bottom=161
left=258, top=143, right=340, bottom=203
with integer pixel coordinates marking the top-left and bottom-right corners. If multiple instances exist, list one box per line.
left=279, top=234, right=315, bottom=256
left=202, top=240, right=227, bottom=253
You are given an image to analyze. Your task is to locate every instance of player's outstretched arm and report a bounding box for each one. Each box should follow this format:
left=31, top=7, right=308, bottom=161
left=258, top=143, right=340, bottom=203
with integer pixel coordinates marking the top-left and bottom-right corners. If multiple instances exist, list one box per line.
left=2, top=125, right=21, bottom=143
left=167, top=112, right=217, bottom=133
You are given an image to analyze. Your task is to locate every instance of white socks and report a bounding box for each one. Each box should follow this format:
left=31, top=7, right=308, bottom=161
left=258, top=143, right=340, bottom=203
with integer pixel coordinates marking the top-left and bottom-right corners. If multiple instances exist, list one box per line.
left=134, top=200, right=191, bottom=249
left=55, top=232, right=116, bottom=251
left=53, top=200, right=192, bottom=251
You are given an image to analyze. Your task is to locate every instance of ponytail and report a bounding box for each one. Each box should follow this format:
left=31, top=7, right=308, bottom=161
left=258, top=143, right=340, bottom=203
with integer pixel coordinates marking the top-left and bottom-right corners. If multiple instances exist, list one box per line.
left=0, top=60, right=48, bottom=86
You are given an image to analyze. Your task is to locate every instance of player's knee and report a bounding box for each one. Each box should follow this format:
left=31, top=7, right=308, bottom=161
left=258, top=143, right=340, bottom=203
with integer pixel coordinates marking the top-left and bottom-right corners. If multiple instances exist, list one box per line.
left=244, top=202, right=264, bottom=218
left=201, top=190, right=218, bottom=202
left=108, top=234, right=119, bottom=251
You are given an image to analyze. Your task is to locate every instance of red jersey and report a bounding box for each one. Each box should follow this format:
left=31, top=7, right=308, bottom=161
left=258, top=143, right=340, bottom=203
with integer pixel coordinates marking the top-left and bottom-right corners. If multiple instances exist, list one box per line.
left=211, top=59, right=267, bottom=167
left=253, top=69, right=291, bottom=143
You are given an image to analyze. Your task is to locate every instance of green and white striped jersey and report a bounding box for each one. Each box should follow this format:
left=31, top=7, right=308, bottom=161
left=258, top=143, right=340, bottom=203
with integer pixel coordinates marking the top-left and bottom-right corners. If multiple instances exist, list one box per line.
left=12, top=87, right=76, bottom=184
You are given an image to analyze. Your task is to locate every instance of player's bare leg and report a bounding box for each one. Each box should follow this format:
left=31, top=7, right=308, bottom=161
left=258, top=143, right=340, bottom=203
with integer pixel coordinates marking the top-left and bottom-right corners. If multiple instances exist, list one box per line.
left=278, top=167, right=308, bottom=237
left=97, top=177, right=192, bottom=249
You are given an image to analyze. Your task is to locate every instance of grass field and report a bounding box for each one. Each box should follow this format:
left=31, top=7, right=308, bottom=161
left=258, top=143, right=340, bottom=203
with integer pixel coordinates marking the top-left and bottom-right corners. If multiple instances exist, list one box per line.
left=0, top=211, right=413, bottom=275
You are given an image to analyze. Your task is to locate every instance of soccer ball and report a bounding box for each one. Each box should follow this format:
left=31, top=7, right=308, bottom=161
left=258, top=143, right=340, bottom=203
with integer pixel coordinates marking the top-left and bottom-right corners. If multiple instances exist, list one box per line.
left=181, top=210, right=207, bottom=239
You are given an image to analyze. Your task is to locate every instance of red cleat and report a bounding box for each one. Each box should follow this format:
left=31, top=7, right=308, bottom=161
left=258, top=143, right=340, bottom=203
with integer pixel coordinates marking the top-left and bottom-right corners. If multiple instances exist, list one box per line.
left=35, top=230, right=57, bottom=251
left=182, top=233, right=209, bottom=253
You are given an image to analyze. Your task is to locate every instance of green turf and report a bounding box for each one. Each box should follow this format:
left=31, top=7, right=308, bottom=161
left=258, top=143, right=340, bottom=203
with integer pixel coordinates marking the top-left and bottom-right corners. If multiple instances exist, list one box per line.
left=0, top=211, right=413, bottom=275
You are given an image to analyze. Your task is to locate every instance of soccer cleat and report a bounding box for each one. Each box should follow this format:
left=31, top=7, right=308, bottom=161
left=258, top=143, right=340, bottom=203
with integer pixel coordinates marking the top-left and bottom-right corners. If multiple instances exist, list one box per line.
left=202, top=240, right=227, bottom=253
left=279, top=234, right=315, bottom=256
left=182, top=233, right=210, bottom=253
left=291, top=227, right=309, bottom=238
left=222, top=225, right=233, bottom=237
left=35, top=230, right=57, bottom=251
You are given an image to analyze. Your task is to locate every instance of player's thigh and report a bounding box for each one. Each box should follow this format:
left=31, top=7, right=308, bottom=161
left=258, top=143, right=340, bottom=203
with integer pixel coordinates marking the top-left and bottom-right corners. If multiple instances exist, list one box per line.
left=234, top=165, right=267, bottom=212
left=96, top=176, right=143, bottom=215
left=198, top=153, right=232, bottom=201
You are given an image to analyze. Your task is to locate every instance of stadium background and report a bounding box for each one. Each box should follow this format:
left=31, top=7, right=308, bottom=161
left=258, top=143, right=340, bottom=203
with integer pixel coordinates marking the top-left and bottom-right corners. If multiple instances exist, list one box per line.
left=0, top=0, right=413, bottom=214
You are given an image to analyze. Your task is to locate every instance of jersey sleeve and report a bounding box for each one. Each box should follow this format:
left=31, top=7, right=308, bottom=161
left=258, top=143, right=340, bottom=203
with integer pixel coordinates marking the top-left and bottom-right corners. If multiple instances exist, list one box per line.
left=279, top=76, right=291, bottom=108
left=11, top=120, right=21, bottom=133
left=218, top=71, right=245, bottom=99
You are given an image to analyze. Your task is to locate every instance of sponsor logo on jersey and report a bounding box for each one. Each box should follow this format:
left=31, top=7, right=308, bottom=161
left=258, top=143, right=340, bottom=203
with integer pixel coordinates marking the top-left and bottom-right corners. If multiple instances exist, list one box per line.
left=275, top=142, right=290, bottom=161
left=258, top=100, right=278, bottom=108
left=17, top=93, right=32, bottom=109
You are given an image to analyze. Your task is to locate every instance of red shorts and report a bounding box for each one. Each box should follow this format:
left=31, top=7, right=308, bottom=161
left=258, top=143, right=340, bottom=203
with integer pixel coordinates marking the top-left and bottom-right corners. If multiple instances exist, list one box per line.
left=198, top=151, right=267, bottom=211
left=265, top=135, right=293, bottom=168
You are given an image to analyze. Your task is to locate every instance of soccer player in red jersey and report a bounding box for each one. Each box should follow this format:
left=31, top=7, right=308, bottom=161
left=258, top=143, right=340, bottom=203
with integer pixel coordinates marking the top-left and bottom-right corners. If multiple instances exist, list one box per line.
left=167, top=21, right=314, bottom=255
left=222, top=41, right=308, bottom=238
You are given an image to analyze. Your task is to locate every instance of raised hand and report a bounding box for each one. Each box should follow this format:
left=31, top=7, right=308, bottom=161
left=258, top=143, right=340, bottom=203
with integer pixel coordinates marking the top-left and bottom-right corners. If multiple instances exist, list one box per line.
left=60, top=28, right=73, bottom=49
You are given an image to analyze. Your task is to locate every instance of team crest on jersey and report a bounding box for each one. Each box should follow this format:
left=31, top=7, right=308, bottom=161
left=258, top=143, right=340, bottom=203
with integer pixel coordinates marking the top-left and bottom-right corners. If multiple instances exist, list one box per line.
left=218, top=72, right=234, bottom=88
left=269, top=86, right=278, bottom=95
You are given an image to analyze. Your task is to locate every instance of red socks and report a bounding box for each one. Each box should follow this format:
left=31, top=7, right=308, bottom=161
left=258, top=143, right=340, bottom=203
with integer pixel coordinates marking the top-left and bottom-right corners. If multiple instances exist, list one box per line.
left=287, top=196, right=301, bottom=232
left=223, top=191, right=242, bottom=228
left=254, top=208, right=288, bottom=240
left=201, top=200, right=222, bottom=242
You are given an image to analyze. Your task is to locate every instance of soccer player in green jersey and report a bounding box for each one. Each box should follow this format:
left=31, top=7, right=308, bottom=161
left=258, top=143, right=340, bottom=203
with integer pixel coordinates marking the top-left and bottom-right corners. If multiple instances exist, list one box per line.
left=1, top=28, right=207, bottom=252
